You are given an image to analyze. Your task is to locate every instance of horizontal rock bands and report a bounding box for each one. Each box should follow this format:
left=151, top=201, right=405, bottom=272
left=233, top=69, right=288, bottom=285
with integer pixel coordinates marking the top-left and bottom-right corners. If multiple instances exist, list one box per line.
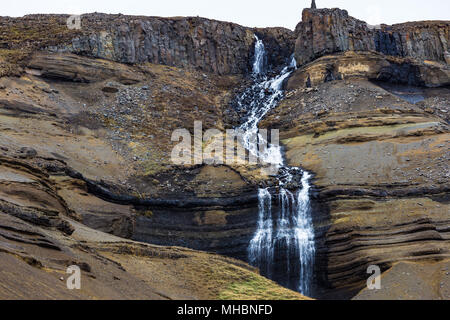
left=318, top=184, right=450, bottom=199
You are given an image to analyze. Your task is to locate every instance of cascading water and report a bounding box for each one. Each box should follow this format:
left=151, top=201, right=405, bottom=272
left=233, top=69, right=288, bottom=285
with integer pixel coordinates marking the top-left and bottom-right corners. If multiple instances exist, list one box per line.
left=240, top=35, right=315, bottom=296
left=252, top=35, right=266, bottom=75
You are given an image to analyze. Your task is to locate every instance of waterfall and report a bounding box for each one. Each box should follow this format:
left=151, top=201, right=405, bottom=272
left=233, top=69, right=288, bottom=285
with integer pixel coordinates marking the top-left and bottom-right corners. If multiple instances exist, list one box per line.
left=252, top=35, right=266, bottom=75
left=241, top=36, right=315, bottom=296
left=249, top=188, right=274, bottom=277
left=294, top=171, right=315, bottom=295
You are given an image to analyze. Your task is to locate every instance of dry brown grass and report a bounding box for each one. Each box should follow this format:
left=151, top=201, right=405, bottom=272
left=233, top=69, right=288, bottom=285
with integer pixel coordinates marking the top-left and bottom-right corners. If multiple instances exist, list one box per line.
left=102, top=246, right=307, bottom=300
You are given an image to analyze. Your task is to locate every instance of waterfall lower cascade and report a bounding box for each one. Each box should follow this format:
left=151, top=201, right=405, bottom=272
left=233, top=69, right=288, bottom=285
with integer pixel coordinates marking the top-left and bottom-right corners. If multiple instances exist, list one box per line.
left=241, top=35, right=315, bottom=296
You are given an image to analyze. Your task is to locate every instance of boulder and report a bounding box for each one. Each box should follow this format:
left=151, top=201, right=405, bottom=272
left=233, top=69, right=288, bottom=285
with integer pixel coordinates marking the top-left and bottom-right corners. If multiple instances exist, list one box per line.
left=18, top=147, right=37, bottom=159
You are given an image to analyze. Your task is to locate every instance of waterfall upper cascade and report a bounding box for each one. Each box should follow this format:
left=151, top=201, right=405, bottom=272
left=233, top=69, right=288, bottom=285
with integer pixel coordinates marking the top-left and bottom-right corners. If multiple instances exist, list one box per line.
left=239, top=35, right=316, bottom=296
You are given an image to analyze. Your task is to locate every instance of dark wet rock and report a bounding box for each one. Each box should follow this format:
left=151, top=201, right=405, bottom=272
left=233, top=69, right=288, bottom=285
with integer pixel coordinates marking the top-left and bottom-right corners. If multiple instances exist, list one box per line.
left=0, top=199, right=67, bottom=234
left=0, top=99, right=46, bottom=115
left=102, top=86, right=119, bottom=93
left=18, top=147, right=37, bottom=159
left=56, top=220, right=74, bottom=235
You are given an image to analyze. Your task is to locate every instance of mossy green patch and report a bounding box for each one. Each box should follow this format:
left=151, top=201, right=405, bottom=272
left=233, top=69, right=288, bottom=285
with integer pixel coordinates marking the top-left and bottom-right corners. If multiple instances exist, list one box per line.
left=139, top=210, right=153, bottom=217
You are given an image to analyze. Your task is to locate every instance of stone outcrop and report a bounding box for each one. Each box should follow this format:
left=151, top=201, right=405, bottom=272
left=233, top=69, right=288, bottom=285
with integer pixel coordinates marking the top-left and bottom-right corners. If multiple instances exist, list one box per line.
left=27, top=52, right=144, bottom=84
left=66, top=15, right=256, bottom=75
left=294, top=8, right=450, bottom=66
left=287, top=51, right=450, bottom=89
left=295, top=8, right=375, bottom=66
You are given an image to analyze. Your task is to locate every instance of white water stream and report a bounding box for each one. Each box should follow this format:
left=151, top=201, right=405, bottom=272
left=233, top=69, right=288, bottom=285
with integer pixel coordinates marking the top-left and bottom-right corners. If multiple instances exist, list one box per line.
left=241, top=35, right=315, bottom=295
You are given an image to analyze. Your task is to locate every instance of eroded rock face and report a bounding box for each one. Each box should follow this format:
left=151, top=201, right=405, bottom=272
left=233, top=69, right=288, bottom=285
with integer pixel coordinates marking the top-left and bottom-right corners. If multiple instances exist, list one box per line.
left=52, top=14, right=295, bottom=75
left=261, top=78, right=450, bottom=299
left=287, top=51, right=450, bottom=89
left=0, top=186, right=301, bottom=300
left=0, top=13, right=295, bottom=76
left=374, top=21, right=450, bottom=63
left=295, top=8, right=375, bottom=66
left=294, top=8, right=450, bottom=66
left=27, top=52, right=144, bottom=84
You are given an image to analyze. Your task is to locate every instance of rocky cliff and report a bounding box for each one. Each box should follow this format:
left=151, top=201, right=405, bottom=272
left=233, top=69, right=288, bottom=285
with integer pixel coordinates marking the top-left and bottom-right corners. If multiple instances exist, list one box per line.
left=294, top=8, right=450, bottom=66
left=0, top=6, right=449, bottom=300
left=2, top=10, right=448, bottom=77
left=0, top=14, right=295, bottom=76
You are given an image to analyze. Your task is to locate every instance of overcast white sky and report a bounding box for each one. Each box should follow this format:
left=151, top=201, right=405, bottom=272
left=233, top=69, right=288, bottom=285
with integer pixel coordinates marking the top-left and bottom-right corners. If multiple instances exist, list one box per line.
left=2, top=0, right=449, bottom=30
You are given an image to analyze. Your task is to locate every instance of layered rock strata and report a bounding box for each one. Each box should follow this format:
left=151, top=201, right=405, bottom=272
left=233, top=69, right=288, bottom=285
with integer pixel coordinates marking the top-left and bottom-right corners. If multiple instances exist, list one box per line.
left=261, top=68, right=450, bottom=298
left=287, top=51, right=450, bottom=89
